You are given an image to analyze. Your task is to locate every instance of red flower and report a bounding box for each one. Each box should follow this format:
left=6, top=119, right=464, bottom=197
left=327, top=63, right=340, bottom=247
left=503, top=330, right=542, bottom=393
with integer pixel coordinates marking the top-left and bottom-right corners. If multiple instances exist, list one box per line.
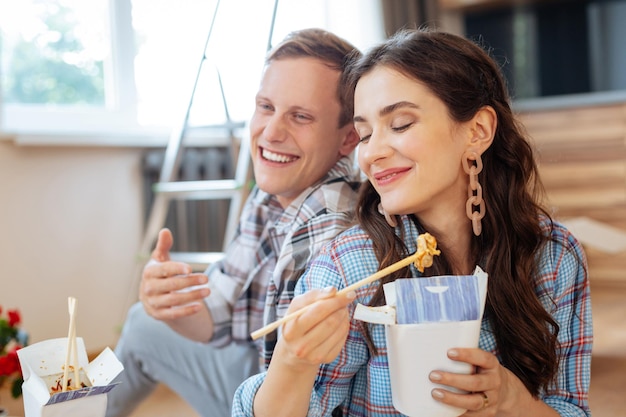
left=0, top=349, right=21, bottom=376
left=0, top=306, right=27, bottom=398
left=7, top=310, right=20, bottom=327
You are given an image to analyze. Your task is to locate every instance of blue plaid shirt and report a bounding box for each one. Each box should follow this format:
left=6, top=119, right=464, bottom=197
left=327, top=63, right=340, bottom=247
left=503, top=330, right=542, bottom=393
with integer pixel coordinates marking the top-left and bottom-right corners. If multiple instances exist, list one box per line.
left=233, top=217, right=592, bottom=416
left=204, top=156, right=360, bottom=368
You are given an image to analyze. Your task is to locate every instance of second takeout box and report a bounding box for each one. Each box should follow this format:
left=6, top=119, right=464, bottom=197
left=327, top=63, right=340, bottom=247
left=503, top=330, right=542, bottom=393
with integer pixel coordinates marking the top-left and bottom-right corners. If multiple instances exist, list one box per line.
left=354, top=267, right=488, bottom=417
left=17, top=337, right=123, bottom=417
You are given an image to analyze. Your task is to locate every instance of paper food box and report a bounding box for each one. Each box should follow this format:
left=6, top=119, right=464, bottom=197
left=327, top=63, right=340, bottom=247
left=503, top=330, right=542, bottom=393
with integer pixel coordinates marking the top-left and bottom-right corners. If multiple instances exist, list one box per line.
left=354, top=267, right=488, bottom=417
left=17, top=337, right=123, bottom=417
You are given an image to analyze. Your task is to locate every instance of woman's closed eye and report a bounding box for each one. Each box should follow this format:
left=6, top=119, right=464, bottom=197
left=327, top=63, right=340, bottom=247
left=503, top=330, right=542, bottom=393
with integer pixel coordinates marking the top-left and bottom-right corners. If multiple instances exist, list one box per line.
left=355, top=118, right=413, bottom=143
left=391, top=122, right=413, bottom=133
left=354, top=123, right=372, bottom=143
left=356, top=128, right=372, bottom=143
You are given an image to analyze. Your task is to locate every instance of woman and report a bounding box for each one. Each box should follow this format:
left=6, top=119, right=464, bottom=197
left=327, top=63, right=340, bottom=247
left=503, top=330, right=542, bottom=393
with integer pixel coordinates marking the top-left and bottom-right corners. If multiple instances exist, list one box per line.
left=233, top=28, right=592, bottom=417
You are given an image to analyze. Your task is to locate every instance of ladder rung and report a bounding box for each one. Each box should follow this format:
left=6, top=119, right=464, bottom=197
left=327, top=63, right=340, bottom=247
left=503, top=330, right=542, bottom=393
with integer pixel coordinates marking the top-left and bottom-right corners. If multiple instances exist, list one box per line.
left=187, top=121, right=246, bottom=131
left=170, top=251, right=226, bottom=269
left=153, top=179, right=244, bottom=200
left=183, top=124, right=246, bottom=147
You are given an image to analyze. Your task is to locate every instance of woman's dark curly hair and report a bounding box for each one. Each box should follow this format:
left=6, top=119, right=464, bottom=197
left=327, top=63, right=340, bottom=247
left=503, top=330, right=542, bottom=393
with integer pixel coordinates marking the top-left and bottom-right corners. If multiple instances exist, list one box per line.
left=347, top=28, right=559, bottom=398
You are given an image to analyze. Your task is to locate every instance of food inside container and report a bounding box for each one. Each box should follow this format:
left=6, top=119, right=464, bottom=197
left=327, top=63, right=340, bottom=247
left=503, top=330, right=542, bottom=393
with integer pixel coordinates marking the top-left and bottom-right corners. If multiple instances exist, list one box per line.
left=43, top=368, right=90, bottom=394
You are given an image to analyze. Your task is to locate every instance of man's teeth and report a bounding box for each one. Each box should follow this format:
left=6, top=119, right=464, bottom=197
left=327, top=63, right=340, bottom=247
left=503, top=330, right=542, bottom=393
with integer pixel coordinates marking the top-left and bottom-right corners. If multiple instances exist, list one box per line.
left=262, top=149, right=297, bottom=163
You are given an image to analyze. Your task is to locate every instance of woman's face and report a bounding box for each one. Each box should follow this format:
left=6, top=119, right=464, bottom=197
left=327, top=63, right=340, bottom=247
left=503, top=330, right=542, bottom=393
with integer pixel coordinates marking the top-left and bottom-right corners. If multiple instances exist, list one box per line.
left=354, top=66, right=471, bottom=229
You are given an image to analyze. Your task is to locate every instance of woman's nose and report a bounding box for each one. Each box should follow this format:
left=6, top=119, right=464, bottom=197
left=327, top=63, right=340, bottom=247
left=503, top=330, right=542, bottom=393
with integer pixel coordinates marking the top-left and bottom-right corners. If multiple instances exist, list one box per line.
left=359, top=130, right=393, bottom=164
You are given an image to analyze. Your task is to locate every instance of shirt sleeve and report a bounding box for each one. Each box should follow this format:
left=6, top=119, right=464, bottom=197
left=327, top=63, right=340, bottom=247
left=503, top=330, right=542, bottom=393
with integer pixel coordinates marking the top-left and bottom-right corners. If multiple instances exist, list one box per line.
left=232, top=372, right=326, bottom=417
left=204, top=191, right=264, bottom=347
left=538, top=225, right=593, bottom=416
left=203, top=260, right=243, bottom=346
left=232, top=373, right=265, bottom=417
left=287, top=238, right=375, bottom=416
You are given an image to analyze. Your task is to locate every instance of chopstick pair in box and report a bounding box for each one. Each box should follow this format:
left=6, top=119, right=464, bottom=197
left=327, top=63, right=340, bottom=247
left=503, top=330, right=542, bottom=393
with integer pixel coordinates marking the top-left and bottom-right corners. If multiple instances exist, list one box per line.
left=61, top=296, right=81, bottom=392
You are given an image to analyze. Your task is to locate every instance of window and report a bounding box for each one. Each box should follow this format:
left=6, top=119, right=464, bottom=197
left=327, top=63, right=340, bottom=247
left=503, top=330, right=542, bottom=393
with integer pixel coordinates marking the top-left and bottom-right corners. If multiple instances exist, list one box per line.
left=0, top=0, right=384, bottom=142
left=463, top=0, right=626, bottom=100
left=0, top=0, right=137, bottom=135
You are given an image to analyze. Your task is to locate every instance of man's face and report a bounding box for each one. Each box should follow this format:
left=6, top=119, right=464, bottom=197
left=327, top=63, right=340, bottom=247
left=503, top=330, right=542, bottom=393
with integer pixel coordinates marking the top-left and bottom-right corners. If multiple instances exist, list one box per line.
left=249, top=57, right=357, bottom=208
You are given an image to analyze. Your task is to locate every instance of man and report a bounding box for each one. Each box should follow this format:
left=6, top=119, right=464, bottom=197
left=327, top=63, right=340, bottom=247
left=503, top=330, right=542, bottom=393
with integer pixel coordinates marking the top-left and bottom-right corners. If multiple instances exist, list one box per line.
left=106, top=28, right=361, bottom=417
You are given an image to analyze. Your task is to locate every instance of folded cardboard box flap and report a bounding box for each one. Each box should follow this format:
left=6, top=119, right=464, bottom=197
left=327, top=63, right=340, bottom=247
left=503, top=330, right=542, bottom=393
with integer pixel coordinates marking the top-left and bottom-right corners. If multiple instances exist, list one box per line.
left=85, top=347, right=124, bottom=387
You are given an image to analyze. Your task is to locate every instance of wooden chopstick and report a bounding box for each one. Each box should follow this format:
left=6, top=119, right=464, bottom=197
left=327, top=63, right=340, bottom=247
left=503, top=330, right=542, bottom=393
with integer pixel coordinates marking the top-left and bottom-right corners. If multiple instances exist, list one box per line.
left=71, top=300, right=80, bottom=389
left=250, top=234, right=439, bottom=341
left=62, top=297, right=78, bottom=392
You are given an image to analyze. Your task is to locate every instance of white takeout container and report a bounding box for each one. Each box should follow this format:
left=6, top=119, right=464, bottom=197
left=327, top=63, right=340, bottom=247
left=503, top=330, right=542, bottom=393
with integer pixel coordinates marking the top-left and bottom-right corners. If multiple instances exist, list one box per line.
left=386, top=319, right=481, bottom=417
left=354, top=266, right=488, bottom=417
left=17, top=337, right=123, bottom=417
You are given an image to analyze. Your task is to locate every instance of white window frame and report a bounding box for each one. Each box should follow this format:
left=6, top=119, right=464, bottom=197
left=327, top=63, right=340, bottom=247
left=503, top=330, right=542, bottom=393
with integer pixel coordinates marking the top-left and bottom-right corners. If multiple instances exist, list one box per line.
left=1, top=0, right=385, bottom=147
left=0, top=0, right=163, bottom=145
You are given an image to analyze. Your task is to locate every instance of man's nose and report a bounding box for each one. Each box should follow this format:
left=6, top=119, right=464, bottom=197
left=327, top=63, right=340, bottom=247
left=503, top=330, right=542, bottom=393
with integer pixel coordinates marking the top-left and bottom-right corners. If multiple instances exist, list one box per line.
left=263, top=115, right=288, bottom=142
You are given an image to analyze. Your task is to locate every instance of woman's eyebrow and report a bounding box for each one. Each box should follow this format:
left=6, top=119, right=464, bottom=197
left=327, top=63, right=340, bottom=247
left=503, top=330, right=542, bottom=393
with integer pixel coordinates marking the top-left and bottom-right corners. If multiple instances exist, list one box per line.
left=379, top=101, right=419, bottom=116
left=354, top=101, right=420, bottom=123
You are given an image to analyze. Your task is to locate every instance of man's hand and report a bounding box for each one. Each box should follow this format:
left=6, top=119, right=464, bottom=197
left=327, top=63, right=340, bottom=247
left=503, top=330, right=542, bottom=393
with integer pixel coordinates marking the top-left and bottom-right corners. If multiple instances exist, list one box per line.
left=139, top=228, right=210, bottom=321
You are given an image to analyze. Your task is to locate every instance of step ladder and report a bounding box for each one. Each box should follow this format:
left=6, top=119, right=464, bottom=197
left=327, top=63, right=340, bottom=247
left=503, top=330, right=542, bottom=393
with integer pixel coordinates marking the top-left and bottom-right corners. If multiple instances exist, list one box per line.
left=136, top=0, right=279, bottom=271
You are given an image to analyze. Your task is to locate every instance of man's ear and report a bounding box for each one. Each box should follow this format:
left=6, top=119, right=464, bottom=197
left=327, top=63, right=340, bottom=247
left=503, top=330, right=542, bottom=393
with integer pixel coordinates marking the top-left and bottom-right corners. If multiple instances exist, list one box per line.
left=467, top=105, right=497, bottom=153
left=338, top=126, right=360, bottom=157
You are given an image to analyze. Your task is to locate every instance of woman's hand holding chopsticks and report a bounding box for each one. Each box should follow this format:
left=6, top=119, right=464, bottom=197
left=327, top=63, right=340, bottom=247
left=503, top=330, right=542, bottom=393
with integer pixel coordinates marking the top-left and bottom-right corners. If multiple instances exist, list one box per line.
left=253, top=288, right=355, bottom=416
left=278, top=287, right=355, bottom=367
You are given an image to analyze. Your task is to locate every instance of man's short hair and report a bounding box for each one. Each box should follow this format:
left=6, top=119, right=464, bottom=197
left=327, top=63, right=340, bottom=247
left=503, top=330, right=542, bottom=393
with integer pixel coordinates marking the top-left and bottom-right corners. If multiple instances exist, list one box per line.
left=267, top=28, right=362, bottom=128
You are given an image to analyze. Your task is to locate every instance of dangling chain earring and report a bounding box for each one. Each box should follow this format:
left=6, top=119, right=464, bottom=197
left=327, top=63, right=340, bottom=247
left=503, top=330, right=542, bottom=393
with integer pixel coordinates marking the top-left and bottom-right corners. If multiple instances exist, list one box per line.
left=378, top=202, right=397, bottom=228
left=462, top=150, right=485, bottom=236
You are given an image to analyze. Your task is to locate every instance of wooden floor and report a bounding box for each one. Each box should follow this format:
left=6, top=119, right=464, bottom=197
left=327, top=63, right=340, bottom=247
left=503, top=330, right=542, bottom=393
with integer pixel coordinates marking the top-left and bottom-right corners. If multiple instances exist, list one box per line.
left=2, top=284, right=625, bottom=417
left=586, top=283, right=626, bottom=416
left=126, top=384, right=199, bottom=417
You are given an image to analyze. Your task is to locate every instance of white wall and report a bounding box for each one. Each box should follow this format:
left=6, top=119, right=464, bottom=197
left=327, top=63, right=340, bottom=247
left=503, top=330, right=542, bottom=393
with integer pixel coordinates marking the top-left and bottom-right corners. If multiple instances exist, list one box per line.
left=0, top=139, right=145, bottom=351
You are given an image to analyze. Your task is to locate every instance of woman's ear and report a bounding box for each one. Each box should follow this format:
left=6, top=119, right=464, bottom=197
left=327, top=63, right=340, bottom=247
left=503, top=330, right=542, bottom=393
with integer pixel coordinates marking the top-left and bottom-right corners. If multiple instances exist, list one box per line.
left=468, top=105, right=497, bottom=153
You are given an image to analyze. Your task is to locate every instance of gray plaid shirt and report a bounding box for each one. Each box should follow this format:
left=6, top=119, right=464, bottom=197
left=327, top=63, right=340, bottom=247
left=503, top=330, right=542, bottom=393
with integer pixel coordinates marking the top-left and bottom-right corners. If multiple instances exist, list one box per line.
left=204, top=156, right=360, bottom=368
